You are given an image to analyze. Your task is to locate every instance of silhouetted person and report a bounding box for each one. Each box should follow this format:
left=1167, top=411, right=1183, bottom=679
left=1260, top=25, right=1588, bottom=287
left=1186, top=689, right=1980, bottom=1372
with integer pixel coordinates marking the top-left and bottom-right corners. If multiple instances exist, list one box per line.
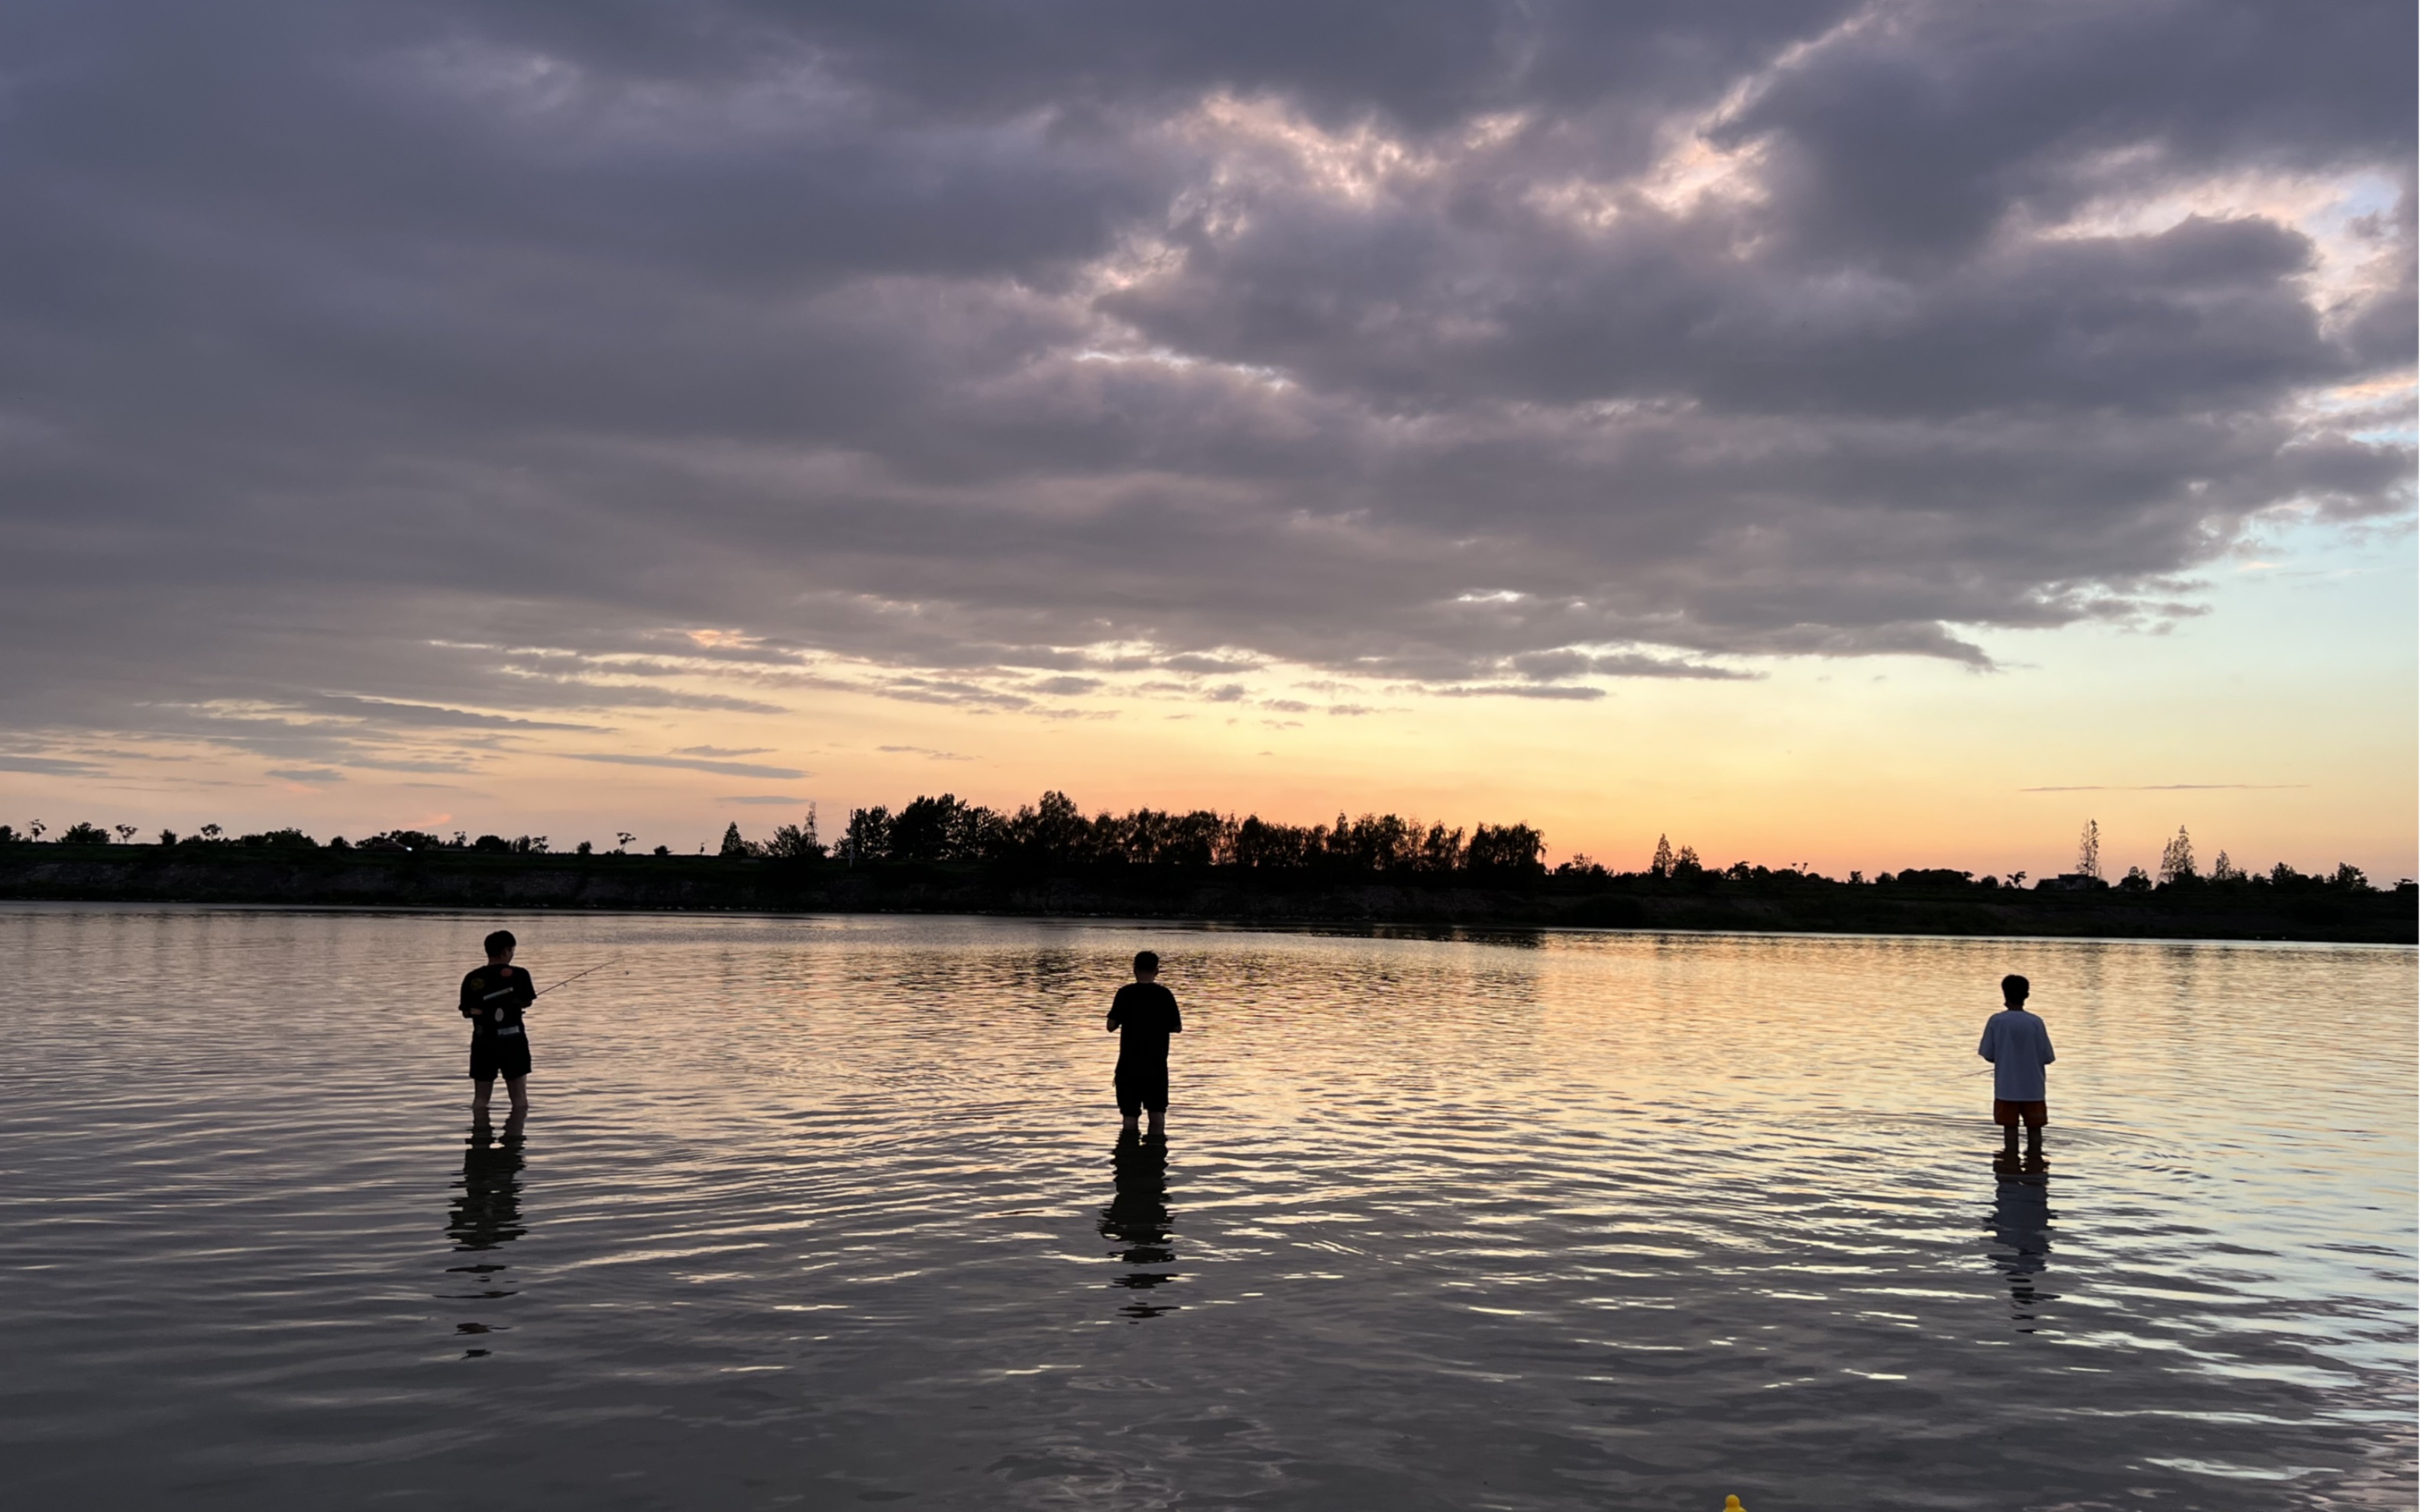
left=1105, top=950, right=1182, bottom=1135
left=1978, top=973, right=2055, bottom=1156
left=1099, top=1129, right=1178, bottom=1318
left=460, top=929, right=535, bottom=1116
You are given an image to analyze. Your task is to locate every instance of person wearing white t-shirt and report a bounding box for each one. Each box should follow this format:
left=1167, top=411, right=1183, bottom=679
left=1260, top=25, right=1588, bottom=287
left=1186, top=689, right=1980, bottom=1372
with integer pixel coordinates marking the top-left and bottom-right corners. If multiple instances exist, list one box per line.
left=1978, top=974, right=2056, bottom=1157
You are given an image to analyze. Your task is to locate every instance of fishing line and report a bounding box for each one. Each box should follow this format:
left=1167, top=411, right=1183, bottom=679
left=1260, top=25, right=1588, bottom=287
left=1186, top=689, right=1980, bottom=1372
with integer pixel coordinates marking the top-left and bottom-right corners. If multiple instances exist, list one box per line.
left=535, top=958, right=621, bottom=997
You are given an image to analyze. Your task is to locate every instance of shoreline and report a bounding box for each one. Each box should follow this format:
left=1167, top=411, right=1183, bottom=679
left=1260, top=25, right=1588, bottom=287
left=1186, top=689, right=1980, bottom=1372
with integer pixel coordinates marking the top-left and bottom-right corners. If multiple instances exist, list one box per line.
left=4, top=845, right=2409, bottom=944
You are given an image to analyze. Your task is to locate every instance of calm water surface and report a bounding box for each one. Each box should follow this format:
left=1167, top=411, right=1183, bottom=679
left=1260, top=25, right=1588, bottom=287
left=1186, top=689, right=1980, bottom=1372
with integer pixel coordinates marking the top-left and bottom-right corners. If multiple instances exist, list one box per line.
left=1, top=905, right=2411, bottom=1510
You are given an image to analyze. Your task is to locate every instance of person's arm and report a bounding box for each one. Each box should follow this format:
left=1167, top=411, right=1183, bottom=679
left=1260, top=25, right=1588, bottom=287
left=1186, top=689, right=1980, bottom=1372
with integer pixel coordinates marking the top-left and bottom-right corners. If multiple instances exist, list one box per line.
left=515, top=967, right=537, bottom=1009
left=1168, top=991, right=1182, bottom=1035
left=1106, top=987, right=1124, bottom=1032
left=1978, top=1020, right=1998, bottom=1061
left=461, top=973, right=484, bottom=1020
left=2037, top=1022, right=2054, bottom=1065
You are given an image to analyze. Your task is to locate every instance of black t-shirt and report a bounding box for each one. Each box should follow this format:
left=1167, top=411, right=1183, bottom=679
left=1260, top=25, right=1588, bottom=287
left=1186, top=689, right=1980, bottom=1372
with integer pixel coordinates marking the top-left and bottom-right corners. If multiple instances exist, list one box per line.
left=460, top=964, right=535, bottom=1038
left=1108, top=981, right=1182, bottom=1066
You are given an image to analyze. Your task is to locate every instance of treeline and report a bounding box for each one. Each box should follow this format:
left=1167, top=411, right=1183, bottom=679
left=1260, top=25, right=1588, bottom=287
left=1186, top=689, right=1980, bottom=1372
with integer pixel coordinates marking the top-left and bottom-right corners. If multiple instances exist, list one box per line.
left=817, top=792, right=1546, bottom=874
left=0, top=806, right=2395, bottom=895
left=0, top=821, right=634, bottom=857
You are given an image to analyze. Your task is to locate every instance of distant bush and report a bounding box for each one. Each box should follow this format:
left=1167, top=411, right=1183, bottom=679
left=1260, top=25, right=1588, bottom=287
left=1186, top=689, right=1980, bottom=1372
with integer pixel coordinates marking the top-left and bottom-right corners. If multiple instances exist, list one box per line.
left=58, top=822, right=112, bottom=845
left=238, top=829, right=318, bottom=848
left=362, top=830, right=446, bottom=851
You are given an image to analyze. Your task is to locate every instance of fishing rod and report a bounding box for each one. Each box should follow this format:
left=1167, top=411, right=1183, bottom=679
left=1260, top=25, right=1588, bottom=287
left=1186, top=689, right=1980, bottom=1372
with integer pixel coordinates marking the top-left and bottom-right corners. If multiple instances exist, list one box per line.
left=534, top=958, right=621, bottom=997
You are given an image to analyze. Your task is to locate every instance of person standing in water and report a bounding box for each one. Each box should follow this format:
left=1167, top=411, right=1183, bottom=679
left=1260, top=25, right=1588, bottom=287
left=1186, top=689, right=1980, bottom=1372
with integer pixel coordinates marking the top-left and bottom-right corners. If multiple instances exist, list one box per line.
left=461, top=929, right=536, bottom=1117
left=1978, top=973, right=2055, bottom=1156
left=1106, top=950, right=1182, bottom=1136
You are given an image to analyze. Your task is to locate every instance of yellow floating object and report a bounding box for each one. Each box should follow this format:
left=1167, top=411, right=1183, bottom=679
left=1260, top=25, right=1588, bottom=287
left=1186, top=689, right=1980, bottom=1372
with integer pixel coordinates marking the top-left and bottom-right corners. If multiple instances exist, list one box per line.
left=1723, top=1499, right=1745, bottom=1511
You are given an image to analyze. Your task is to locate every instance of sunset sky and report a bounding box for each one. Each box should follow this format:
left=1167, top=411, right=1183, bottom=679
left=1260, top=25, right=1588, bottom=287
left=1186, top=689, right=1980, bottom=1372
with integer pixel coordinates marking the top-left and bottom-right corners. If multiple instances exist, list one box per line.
left=2, top=2, right=2412, bottom=882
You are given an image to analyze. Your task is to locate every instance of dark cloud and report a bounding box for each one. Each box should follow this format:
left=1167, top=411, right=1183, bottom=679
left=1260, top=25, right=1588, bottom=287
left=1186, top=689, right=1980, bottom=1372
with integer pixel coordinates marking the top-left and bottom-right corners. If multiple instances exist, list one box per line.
left=0, top=755, right=108, bottom=777
left=1430, top=684, right=1610, bottom=701
left=0, top=0, right=2409, bottom=754
left=565, top=753, right=807, bottom=779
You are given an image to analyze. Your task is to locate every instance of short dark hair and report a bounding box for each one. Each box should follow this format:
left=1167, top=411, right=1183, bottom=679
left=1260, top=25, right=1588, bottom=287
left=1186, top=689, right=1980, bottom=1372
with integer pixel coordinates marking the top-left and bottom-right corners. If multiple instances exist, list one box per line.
left=485, top=929, right=518, bottom=958
left=1134, top=950, right=1160, bottom=974
left=2001, top=973, right=2030, bottom=998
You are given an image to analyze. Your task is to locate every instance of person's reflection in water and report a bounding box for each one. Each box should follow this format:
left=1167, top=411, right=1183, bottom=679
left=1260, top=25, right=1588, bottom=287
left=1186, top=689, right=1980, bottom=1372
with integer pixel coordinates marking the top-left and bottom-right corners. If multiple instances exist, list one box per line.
left=1986, top=1151, right=2056, bottom=1332
left=445, top=1111, right=527, bottom=1357
left=1099, top=1131, right=1178, bottom=1320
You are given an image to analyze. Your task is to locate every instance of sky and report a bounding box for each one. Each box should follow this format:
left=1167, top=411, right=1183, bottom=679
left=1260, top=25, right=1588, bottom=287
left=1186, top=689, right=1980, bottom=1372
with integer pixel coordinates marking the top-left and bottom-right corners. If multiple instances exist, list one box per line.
left=1, top=1, right=2412, bottom=882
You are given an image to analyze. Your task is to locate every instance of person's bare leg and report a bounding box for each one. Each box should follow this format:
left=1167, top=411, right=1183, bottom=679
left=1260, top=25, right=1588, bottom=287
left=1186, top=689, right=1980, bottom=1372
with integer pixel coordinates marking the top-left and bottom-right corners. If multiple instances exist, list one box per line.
left=2025, top=1120, right=2043, bottom=1157
left=505, top=1074, right=529, bottom=1114
left=473, top=1078, right=494, bottom=1117
left=1145, top=1108, right=1164, bottom=1137
left=2001, top=1122, right=2019, bottom=1155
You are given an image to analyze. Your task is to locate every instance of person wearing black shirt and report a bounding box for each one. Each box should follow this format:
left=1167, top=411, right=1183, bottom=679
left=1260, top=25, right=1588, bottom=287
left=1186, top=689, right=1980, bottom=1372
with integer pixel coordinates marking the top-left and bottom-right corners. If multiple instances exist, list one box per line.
left=1105, top=950, right=1182, bottom=1135
left=459, top=929, right=537, bottom=1116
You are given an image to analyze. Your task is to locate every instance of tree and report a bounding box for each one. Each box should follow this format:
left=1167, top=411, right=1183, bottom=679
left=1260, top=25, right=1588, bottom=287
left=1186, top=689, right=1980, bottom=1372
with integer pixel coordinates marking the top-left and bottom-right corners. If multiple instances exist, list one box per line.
left=198, top=824, right=221, bottom=841
left=2209, top=851, right=2244, bottom=883
left=766, top=819, right=826, bottom=860
left=615, top=832, right=636, bottom=853
left=114, top=825, right=137, bottom=845
left=2075, top=819, right=2101, bottom=880
left=1415, top=822, right=1465, bottom=872
left=2118, top=865, right=2153, bottom=892
left=1650, top=834, right=1674, bottom=877
left=719, top=822, right=752, bottom=858
left=891, top=794, right=973, bottom=862
left=1466, top=822, right=1545, bottom=874
left=60, top=822, right=111, bottom=844
left=575, top=840, right=592, bottom=855
left=1019, top=790, right=1089, bottom=862
left=157, top=829, right=177, bottom=846
left=2157, top=825, right=2195, bottom=886
left=842, top=806, right=892, bottom=864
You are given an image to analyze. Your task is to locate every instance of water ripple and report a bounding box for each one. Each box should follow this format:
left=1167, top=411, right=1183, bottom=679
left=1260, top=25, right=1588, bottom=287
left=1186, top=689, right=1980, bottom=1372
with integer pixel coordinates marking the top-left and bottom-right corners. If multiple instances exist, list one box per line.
left=0, top=905, right=2409, bottom=1509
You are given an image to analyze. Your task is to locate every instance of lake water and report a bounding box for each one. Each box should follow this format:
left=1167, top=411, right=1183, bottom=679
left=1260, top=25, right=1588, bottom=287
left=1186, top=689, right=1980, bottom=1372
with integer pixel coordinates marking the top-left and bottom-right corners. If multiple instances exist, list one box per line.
left=0, top=904, right=2411, bottom=1510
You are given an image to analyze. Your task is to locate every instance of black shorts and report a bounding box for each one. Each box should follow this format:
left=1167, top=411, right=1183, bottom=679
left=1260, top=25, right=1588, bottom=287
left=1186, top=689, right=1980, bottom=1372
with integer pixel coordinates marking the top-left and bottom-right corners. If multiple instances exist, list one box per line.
left=1115, top=1065, right=1168, bottom=1116
left=469, top=1033, right=532, bottom=1082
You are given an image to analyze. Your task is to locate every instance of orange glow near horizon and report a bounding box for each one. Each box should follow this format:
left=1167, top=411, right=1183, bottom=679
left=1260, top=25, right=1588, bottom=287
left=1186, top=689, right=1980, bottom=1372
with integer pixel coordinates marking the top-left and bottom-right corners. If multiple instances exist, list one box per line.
left=8, top=551, right=2412, bottom=886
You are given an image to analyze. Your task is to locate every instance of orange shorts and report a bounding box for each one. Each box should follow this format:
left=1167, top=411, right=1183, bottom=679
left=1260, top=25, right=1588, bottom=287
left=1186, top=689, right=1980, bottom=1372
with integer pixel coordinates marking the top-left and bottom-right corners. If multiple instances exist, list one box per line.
left=1993, top=1099, right=2048, bottom=1127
